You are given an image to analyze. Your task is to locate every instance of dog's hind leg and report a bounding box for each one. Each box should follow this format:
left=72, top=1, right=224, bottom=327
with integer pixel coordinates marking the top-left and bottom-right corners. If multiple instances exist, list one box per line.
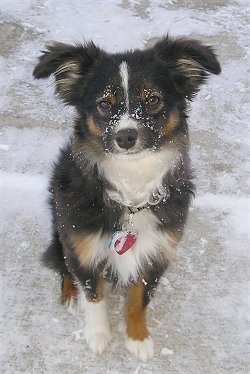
left=47, top=232, right=112, bottom=353
left=42, top=231, right=67, bottom=273
left=61, top=273, right=78, bottom=314
left=42, top=231, right=78, bottom=313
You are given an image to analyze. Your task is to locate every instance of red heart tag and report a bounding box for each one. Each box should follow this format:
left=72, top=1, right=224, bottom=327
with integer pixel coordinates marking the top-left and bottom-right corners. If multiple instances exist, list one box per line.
left=109, top=231, right=137, bottom=255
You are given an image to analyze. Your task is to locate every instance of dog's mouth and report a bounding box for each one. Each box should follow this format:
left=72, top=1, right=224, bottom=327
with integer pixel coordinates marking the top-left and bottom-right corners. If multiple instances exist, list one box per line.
left=106, top=148, right=153, bottom=161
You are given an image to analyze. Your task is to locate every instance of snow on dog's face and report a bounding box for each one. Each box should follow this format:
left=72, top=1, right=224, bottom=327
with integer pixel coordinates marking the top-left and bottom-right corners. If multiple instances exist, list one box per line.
left=83, top=57, right=182, bottom=156
left=33, top=37, right=220, bottom=157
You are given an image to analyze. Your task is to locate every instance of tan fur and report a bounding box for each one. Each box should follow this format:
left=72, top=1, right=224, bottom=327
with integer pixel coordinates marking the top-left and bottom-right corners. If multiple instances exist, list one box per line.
left=161, top=228, right=180, bottom=261
left=125, top=281, right=149, bottom=341
left=140, top=87, right=152, bottom=101
left=70, top=232, right=97, bottom=268
left=55, top=60, right=80, bottom=77
left=177, top=58, right=203, bottom=75
left=61, top=274, right=77, bottom=304
left=86, top=115, right=103, bottom=137
left=102, top=92, right=116, bottom=105
left=70, top=231, right=108, bottom=269
left=54, top=60, right=81, bottom=99
left=160, top=110, right=180, bottom=137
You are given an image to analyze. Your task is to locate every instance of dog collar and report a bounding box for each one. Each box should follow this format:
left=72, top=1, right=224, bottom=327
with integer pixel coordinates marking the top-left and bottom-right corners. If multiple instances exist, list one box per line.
left=127, top=205, right=150, bottom=214
left=108, top=206, right=145, bottom=255
left=108, top=189, right=170, bottom=256
left=125, top=186, right=170, bottom=214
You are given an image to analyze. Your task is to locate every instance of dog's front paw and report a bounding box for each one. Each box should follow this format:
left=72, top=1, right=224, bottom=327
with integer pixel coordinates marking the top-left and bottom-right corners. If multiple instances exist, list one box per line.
left=125, top=336, right=154, bottom=362
left=83, top=298, right=112, bottom=354
left=85, top=329, right=112, bottom=354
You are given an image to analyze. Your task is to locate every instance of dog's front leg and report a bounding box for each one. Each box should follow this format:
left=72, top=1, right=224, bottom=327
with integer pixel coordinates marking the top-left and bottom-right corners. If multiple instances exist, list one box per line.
left=125, top=279, right=157, bottom=362
left=77, top=275, right=112, bottom=355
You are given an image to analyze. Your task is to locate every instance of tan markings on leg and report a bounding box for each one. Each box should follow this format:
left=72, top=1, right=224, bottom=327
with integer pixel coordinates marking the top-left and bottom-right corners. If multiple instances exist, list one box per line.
left=160, top=110, right=180, bottom=137
left=171, top=227, right=183, bottom=241
left=125, top=281, right=149, bottom=341
left=70, top=232, right=101, bottom=268
left=86, top=115, right=103, bottom=137
left=161, top=228, right=181, bottom=262
left=61, top=274, right=77, bottom=304
left=85, top=277, right=105, bottom=303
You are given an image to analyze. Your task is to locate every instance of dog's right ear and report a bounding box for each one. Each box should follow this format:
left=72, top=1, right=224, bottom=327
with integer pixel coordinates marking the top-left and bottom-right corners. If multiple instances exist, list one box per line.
left=33, top=42, right=106, bottom=104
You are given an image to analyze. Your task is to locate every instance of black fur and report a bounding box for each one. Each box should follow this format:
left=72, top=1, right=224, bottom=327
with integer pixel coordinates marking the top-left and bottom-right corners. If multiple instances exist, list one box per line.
left=34, top=36, right=220, bottom=356
left=34, top=35, right=220, bottom=293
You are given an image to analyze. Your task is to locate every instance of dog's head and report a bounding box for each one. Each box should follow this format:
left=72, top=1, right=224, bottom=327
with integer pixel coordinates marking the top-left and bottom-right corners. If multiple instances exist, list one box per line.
left=33, top=37, right=220, bottom=157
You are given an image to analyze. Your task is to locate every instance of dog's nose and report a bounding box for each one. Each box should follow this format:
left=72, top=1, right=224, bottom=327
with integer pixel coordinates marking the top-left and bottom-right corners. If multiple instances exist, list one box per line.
left=115, top=129, right=138, bottom=150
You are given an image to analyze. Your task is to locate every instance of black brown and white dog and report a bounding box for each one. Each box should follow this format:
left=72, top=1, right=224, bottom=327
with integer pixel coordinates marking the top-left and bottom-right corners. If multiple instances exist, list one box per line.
left=33, top=36, right=220, bottom=361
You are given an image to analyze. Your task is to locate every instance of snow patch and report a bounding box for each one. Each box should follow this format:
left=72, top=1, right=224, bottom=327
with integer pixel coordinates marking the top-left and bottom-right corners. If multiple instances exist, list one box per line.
left=161, top=347, right=174, bottom=355
left=0, top=144, right=9, bottom=151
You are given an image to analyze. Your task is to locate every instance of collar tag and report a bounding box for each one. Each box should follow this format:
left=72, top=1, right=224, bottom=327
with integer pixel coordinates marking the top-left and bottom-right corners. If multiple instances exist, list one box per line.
left=109, top=231, right=137, bottom=255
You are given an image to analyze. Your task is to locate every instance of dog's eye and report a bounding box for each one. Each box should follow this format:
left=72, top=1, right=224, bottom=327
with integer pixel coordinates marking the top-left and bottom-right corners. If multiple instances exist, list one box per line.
left=148, top=94, right=161, bottom=106
left=98, top=99, right=111, bottom=111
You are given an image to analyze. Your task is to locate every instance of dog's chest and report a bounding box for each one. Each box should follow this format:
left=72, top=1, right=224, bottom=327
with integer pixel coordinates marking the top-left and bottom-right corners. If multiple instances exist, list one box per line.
left=105, top=208, right=172, bottom=285
left=99, top=149, right=177, bottom=207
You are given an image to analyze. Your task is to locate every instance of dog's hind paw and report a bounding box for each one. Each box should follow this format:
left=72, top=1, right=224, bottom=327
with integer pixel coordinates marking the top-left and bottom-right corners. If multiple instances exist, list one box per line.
left=66, top=296, right=78, bottom=316
left=125, top=336, right=154, bottom=362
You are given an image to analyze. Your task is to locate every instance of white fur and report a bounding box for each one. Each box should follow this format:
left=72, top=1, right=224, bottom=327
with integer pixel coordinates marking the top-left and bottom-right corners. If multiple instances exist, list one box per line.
left=115, top=113, right=138, bottom=132
left=78, top=291, right=112, bottom=354
left=98, top=147, right=178, bottom=208
left=126, top=336, right=154, bottom=362
left=119, top=61, right=129, bottom=110
left=106, top=209, right=175, bottom=285
left=66, top=296, right=79, bottom=316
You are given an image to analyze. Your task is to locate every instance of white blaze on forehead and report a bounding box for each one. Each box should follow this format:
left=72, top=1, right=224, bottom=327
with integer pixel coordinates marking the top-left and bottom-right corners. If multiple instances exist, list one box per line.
left=119, top=61, right=129, bottom=110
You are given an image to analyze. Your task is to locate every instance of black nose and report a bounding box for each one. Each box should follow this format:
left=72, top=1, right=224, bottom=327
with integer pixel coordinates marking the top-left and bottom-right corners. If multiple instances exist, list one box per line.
left=115, top=129, right=138, bottom=150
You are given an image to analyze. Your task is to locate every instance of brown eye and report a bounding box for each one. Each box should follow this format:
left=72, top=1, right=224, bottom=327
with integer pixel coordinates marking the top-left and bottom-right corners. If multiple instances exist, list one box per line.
left=98, top=99, right=111, bottom=111
left=148, top=95, right=161, bottom=106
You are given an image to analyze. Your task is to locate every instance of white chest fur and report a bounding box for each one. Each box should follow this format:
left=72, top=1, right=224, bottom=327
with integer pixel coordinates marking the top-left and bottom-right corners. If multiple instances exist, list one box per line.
left=106, top=208, right=175, bottom=284
left=85, top=149, right=180, bottom=285
left=98, top=148, right=178, bottom=208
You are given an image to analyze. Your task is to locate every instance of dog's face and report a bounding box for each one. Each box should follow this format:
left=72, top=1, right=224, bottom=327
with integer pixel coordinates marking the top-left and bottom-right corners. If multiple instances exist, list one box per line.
left=33, top=37, right=220, bottom=157
left=82, top=55, right=183, bottom=156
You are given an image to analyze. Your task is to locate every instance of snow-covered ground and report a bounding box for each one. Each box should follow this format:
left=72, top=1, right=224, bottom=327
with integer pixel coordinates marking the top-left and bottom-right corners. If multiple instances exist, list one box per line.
left=0, top=1, right=249, bottom=373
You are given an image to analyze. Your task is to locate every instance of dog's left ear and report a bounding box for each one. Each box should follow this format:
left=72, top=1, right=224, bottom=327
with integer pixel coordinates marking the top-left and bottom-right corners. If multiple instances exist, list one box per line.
left=33, top=42, right=106, bottom=104
left=154, top=36, right=221, bottom=99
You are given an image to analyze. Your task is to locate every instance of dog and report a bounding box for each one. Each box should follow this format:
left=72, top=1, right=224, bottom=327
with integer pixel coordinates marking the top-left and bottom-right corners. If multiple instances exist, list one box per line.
left=33, top=36, right=220, bottom=361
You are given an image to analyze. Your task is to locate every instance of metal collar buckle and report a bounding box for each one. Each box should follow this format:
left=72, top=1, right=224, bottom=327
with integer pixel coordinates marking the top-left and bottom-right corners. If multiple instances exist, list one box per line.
left=127, top=205, right=149, bottom=214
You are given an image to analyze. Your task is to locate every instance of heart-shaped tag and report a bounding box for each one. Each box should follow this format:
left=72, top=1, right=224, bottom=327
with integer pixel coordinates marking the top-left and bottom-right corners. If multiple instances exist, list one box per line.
left=109, top=231, right=137, bottom=255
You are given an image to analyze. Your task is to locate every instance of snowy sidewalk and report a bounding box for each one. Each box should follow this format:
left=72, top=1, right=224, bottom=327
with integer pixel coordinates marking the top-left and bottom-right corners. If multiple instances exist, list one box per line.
left=0, top=1, right=249, bottom=373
